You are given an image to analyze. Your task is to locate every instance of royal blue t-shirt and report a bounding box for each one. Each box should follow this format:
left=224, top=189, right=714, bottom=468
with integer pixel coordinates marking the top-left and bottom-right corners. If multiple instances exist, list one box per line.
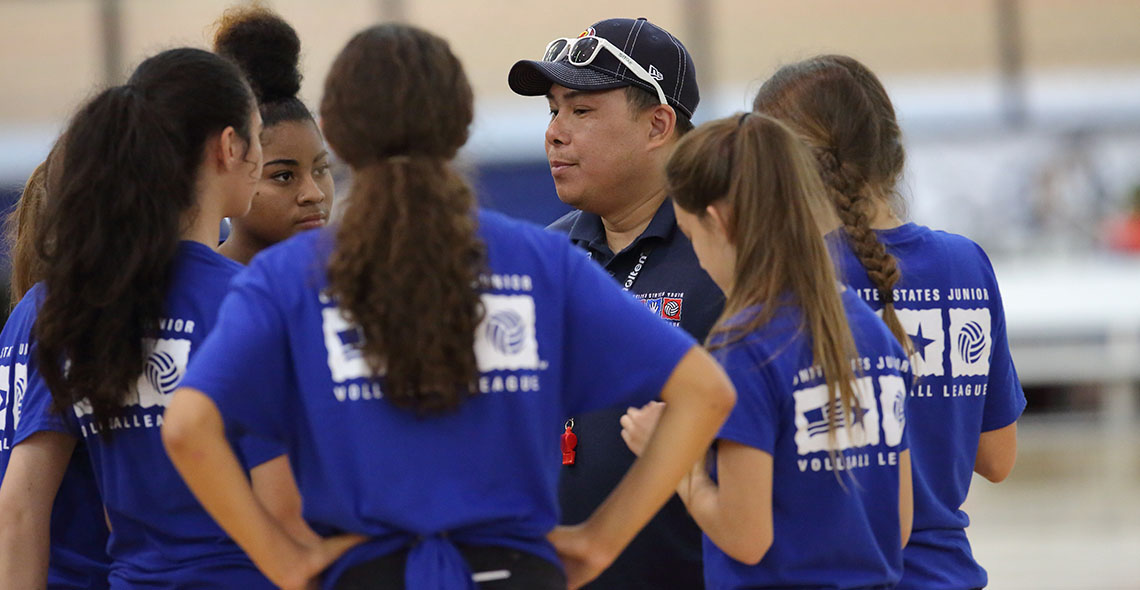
left=14, top=241, right=279, bottom=589
left=831, top=224, right=1026, bottom=590
left=0, top=284, right=110, bottom=589
left=704, top=289, right=911, bottom=590
left=180, top=209, right=699, bottom=590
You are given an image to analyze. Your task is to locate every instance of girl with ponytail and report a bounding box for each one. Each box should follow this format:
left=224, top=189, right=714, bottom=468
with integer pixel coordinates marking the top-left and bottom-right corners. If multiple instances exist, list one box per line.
left=164, top=23, right=734, bottom=590
left=0, top=47, right=288, bottom=588
left=214, top=5, right=335, bottom=265
left=754, top=56, right=1025, bottom=590
left=623, top=113, right=914, bottom=589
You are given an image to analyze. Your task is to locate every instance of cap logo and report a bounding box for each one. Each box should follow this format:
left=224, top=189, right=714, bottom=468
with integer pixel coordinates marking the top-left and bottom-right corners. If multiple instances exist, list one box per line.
left=577, top=27, right=595, bottom=39
left=648, top=64, right=664, bottom=81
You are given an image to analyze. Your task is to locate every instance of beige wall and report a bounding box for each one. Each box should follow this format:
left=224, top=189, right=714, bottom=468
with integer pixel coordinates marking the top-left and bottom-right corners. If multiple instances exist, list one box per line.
left=1, top=0, right=1138, bottom=127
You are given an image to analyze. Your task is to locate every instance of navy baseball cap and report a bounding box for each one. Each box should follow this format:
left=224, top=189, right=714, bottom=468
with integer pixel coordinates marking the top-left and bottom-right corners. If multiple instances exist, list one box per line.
left=508, top=17, right=700, bottom=120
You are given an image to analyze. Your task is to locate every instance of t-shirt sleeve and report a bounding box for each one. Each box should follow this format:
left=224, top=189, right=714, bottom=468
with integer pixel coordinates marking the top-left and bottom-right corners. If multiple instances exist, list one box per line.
left=711, top=344, right=779, bottom=454
left=180, top=261, right=293, bottom=447
left=978, top=253, right=1027, bottom=432
left=233, top=433, right=285, bottom=470
left=558, top=242, right=697, bottom=416
left=13, top=345, right=81, bottom=444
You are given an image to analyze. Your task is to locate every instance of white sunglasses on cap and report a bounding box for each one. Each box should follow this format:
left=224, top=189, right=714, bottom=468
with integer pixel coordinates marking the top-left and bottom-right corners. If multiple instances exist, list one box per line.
left=543, top=36, right=668, bottom=106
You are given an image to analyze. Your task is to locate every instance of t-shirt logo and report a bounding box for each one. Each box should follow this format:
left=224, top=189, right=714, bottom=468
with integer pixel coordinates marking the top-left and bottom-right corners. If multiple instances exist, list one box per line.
left=948, top=308, right=992, bottom=377
left=661, top=297, right=683, bottom=322
left=644, top=297, right=663, bottom=315
left=957, top=321, right=986, bottom=363
left=485, top=309, right=527, bottom=355
left=475, top=294, right=540, bottom=371
left=877, top=374, right=907, bottom=447
left=11, top=364, right=25, bottom=431
left=895, top=308, right=944, bottom=377
left=134, top=339, right=190, bottom=409
left=793, top=377, right=879, bottom=455
left=322, top=307, right=373, bottom=383
left=71, top=338, right=190, bottom=417
left=0, top=364, right=8, bottom=431
left=144, top=350, right=180, bottom=396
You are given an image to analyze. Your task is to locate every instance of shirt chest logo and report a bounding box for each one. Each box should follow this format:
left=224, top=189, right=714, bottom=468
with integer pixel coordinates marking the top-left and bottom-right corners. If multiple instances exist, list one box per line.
left=474, top=294, right=540, bottom=371
left=636, top=292, right=684, bottom=325
left=0, top=362, right=27, bottom=431
left=74, top=338, right=190, bottom=418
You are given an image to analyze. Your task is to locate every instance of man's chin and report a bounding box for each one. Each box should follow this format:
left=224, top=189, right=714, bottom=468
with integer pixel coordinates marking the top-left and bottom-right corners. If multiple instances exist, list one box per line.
left=553, top=184, right=587, bottom=210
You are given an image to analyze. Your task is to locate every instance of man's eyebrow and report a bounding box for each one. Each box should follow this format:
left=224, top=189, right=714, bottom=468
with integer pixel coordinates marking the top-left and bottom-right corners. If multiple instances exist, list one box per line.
left=546, top=89, right=590, bottom=101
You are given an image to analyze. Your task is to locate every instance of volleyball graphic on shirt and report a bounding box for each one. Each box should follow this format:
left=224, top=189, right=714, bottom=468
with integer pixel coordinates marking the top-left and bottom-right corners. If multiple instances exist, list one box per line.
left=322, top=307, right=372, bottom=383
left=894, top=308, right=944, bottom=377
left=474, top=294, right=540, bottom=371
left=11, top=363, right=26, bottom=430
left=877, top=374, right=907, bottom=447
left=948, top=308, right=992, bottom=377
left=793, top=376, right=879, bottom=455
left=133, top=338, right=191, bottom=409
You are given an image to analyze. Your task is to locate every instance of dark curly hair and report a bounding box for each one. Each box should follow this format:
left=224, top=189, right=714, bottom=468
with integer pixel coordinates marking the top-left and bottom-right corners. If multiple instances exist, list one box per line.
left=320, top=24, right=485, bottom=414
left=213, top=4, right=312, bottom=127
left=753, top=55, right=913, bottom=358
left=34, top=48, right=255, bottom=432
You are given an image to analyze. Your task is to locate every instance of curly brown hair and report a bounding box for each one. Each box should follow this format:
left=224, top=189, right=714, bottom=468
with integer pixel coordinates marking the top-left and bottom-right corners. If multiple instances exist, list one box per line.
left=320, top=24, right=485, bottom=414
left=753, top=56, right=913, bottom=358
left=34, top=48, right=255, bottom=432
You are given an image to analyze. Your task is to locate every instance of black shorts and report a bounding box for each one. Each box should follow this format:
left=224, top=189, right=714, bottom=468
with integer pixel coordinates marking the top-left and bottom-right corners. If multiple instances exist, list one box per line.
left=331, top=543, right=565, bottom=590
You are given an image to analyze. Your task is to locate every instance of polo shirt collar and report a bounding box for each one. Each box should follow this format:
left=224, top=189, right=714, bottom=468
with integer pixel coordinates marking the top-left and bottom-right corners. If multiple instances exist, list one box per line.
left=567, top=198, right=677, bottom=257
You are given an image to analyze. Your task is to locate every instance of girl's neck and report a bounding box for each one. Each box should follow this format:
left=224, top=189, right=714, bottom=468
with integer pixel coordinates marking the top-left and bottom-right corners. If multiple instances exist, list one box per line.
left=217, top=228, right=268, bottom=265
left=867, top=192, right=904, bottom=230
left=181, top=191, right=225, bottom=249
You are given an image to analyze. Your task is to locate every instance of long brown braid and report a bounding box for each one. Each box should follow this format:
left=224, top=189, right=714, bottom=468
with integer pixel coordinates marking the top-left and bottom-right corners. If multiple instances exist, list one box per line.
left=753, top=57, right=913, bottom=358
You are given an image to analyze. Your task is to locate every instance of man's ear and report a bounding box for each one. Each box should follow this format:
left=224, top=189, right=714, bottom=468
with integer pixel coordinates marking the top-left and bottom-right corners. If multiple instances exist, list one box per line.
left=646, top=104, right=678, bottom=147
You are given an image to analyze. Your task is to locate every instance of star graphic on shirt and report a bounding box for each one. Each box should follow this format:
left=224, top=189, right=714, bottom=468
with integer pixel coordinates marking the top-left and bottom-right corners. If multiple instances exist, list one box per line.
left=909, top=323, right=936, bottom=362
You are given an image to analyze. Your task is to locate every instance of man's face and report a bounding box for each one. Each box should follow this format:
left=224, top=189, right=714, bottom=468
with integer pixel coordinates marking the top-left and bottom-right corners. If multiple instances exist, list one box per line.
left=545, top=85, right=650, bottom=212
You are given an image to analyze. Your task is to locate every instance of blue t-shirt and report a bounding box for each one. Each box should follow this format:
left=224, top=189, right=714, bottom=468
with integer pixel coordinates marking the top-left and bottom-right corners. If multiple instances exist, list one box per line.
left=549, top=199, right=724, bottom=590
left=0, top=284, right=110, bottom=589
left=14, top=241, right=279, bottom=589
left=830, top=223, right=1026, bottom=590
left=703, top=289, right=911, bottom=590
left=180, top=209, right=698, bottom=590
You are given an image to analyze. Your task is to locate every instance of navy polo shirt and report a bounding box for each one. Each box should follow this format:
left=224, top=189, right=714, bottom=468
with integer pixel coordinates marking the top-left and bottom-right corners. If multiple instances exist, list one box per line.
left=549, top=198, right=724, bottom=590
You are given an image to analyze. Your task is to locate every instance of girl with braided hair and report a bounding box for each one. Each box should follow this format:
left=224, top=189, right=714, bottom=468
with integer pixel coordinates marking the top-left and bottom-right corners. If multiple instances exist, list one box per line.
left=623, top=112, right=914, bottom=589
left=162, top=23, right=734, bottom=590
left=754, top=55, right=1025, bottom=590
